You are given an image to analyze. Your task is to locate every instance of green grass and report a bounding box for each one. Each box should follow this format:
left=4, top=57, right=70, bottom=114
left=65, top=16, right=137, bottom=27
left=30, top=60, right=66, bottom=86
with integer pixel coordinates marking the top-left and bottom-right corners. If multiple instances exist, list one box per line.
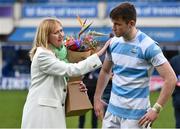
left=150, top=91, right=175, bottom=128
left=0, top=90, right=175, bottom=128
left=0, top=90, right=27, bottom=128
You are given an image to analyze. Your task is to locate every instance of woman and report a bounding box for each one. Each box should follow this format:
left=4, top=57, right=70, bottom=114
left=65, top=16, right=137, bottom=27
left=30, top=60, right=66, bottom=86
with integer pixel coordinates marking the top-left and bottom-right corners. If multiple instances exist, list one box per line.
left=21, top=17, right=110, bottom=128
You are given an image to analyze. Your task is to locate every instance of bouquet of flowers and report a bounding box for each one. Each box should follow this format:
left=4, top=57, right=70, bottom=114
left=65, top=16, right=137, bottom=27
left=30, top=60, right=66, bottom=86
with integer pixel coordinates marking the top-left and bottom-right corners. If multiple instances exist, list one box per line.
left=65, top=16, right=108, bottom=81
left=65, top=16, right=108, bottom=52
left=65, top=17, right=109, bottom=117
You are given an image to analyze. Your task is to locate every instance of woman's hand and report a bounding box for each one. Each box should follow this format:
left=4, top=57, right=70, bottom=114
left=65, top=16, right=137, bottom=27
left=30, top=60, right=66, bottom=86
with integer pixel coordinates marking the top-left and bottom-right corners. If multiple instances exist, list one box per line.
left=97, top=39, right=111, bottom=57
left=79, top=81, right=88, bottom=93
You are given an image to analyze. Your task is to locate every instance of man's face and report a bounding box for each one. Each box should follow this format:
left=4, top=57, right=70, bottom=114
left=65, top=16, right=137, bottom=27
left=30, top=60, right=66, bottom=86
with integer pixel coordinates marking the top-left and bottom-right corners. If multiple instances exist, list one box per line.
left=111, top=18, right=131, bottom=37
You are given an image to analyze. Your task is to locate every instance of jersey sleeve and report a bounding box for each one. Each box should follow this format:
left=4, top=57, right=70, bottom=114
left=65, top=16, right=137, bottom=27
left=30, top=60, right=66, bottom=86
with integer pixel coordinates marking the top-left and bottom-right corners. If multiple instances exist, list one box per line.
left=144, top=42, right=167, bottom=66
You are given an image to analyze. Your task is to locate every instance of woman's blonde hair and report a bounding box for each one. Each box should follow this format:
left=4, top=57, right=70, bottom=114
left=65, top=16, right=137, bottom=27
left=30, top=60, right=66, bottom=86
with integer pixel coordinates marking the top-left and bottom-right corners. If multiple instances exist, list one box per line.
left=29, top=17, right=62, bottom=61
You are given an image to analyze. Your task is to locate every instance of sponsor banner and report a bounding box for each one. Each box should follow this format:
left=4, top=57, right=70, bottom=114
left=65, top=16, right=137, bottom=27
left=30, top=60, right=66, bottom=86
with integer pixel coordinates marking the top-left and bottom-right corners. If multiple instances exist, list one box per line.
left=0, top=5, right=13, bottom=17
left=22, top=3, right=98, bottom=18
left=0, top=77, right=30, bottom=90
left=0, top=75, right=164, bottom=90
left=8, top=27, right=35, bottom=43
left=8, top=27, right=180, bottom=43
left=8, top=27, right=111, bottom=43
left=140, top=27, right=180, bottom=42
left=107, top=2, right=180, bottom=17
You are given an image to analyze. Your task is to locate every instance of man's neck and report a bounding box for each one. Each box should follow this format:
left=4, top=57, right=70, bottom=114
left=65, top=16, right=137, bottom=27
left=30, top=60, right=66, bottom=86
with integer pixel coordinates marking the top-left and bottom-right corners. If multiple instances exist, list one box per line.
left=123, top=28, right=138, bottom=42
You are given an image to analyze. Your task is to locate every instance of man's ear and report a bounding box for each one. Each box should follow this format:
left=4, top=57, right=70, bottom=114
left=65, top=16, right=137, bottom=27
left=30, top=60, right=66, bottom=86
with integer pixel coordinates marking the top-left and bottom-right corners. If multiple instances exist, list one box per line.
left=128, top=20, right=136, bottom=27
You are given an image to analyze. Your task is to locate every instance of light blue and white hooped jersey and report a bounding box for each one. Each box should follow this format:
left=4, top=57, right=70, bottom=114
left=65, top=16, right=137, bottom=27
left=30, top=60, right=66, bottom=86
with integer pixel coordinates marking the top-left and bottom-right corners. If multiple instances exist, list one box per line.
left=106, top=30, right=167, bottom=120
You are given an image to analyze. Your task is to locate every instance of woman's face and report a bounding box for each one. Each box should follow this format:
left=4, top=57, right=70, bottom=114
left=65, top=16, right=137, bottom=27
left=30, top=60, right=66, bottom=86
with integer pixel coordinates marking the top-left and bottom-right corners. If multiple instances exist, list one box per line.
left=48, top=22, right=64, bottom=48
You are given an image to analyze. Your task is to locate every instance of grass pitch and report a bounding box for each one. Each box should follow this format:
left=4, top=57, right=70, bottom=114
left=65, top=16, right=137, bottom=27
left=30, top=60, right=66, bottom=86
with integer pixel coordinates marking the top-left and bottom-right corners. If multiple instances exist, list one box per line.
left=0, top=90, right=175, bottom=128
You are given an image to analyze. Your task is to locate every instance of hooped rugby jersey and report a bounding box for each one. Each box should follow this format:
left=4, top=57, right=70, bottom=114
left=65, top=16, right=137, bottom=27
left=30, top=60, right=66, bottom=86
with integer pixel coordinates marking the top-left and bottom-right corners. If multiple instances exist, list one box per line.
left=106, top=30, right=167, bottom=120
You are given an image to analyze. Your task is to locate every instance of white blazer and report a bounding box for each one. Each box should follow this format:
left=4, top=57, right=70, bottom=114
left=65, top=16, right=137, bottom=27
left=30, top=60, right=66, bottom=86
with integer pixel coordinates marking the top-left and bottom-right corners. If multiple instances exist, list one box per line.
left=21, top=47, right=102, bottom=128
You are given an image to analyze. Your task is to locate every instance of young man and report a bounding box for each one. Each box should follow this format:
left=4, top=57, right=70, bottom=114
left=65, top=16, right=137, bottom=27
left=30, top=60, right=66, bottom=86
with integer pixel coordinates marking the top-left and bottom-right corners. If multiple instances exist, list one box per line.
left=94, top=2, right=177, bottom=129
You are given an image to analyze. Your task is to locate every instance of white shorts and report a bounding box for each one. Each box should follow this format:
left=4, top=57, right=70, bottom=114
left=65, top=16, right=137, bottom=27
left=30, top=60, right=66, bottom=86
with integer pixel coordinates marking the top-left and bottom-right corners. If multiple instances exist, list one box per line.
left=102, top=111, right=151, bottom=129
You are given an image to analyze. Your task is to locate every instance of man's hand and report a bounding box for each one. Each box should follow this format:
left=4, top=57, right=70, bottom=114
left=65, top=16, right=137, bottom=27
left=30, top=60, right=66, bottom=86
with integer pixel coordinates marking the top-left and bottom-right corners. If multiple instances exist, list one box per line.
left=94, top=98, right=107, bottom=120
left=138, top=109, right=159, bottom=128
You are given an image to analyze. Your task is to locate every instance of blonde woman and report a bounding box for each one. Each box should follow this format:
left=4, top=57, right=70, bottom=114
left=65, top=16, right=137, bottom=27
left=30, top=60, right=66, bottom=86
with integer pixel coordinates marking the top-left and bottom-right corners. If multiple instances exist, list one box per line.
left=21, top=17, right=110, bottom=128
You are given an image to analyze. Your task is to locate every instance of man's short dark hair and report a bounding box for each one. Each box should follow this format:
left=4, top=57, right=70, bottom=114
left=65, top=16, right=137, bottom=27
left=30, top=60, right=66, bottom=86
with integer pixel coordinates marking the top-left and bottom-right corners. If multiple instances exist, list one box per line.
left=109, top=2, right=137, bottom=24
